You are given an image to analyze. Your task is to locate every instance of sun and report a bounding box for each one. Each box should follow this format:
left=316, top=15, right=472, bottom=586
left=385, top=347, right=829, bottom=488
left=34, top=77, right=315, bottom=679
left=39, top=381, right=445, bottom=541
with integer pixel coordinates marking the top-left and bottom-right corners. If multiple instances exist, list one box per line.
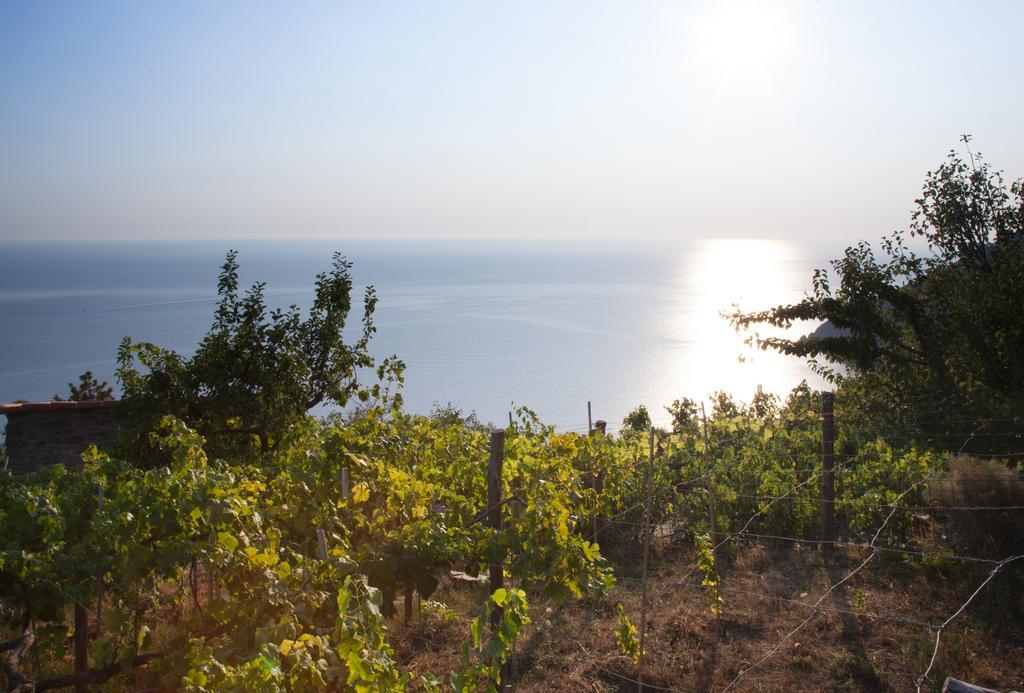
left=690, top=1, right=800, bottom=82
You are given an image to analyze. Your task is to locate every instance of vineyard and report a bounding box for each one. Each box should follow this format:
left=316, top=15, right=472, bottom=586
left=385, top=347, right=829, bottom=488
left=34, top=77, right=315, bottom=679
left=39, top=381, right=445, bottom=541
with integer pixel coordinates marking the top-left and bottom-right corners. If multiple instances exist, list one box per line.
left=2, top=382, right=1022, bottom=691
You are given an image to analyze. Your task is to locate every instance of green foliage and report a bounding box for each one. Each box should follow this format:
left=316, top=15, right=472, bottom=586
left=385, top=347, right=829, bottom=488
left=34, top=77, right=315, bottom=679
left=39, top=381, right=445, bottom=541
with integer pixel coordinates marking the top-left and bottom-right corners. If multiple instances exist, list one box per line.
left=449, top=588, right=530, bottom=692
left=614, top=604, right=640, bottom=662
left=695, top=533, right=723, bottom=615
left=500, top=416, right=617, bottom=599
left=656, top=384, right=949, bottom=545
left=0, top=400, right=616, bottom=690
left=116, top=250, right=384, bottom=462
left=181, top=577, right=408, bottom=692
left=730, top=140, right=1024, bottom=450
left=837, top=443, right=937, bottom=538
left=663, top=386, right=822, bottom=539
left=0, top=377, right=984, bottom=690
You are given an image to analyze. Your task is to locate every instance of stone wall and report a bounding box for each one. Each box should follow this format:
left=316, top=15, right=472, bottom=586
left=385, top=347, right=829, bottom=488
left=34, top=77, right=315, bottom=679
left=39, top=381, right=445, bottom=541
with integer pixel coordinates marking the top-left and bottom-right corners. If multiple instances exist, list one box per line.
left=1, top=401, right=121, bottom=473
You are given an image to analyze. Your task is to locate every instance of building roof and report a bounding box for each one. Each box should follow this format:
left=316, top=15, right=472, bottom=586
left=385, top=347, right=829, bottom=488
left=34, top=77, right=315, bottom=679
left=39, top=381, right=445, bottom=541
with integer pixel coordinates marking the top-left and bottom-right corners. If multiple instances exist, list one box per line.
left=0, top=400, right=120, bottom=416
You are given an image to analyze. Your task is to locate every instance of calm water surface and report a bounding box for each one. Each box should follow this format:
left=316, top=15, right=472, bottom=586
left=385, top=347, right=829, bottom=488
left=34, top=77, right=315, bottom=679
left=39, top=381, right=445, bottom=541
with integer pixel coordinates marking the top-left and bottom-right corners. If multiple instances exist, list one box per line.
left=0, top=240, right=832, bottom=432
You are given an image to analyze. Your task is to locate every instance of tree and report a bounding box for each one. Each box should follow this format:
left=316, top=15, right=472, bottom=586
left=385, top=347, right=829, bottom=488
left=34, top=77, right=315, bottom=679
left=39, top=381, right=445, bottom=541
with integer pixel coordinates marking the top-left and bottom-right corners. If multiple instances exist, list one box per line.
left=665, top=397, right=699, bottom=435
left=730, top=139, right=1024, bottom=450
left=117, top=250, right=386, bottom=462
left=54, top=371, right=114, bottom=402
left=709, top=390, right=741, bottom=420
left=747, top=385, right=779, bottom=421
left=622, top=404, right=652, bottom=432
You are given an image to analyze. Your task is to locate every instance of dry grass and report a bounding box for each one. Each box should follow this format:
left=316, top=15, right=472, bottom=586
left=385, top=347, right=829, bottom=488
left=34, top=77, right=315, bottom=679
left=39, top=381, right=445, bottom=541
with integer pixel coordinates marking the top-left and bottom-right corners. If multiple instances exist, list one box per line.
left=393, top=529, right=1024, bottom=692
left=23, top=536, right=1023, bottom=691
left=927, top=457, right=1024, bottom=558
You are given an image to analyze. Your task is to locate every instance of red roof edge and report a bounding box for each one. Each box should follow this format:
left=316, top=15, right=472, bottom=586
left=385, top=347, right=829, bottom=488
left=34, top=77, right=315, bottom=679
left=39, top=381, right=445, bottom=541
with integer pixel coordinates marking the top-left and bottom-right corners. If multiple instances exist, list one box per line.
left=0, top=399, right=121, bottom=416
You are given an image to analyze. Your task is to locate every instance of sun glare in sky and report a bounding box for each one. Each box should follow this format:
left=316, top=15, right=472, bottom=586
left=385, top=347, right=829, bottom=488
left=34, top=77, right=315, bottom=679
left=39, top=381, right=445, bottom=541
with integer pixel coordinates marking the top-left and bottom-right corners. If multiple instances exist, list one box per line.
left=0, top=1, right=1021, bottom=242
left=690, top=1, right=800, bottom=82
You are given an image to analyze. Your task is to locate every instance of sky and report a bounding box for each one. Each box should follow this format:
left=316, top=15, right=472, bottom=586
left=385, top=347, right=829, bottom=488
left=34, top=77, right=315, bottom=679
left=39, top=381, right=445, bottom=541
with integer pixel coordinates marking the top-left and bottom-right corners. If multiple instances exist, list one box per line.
left=1, top=1, right=1021, bottom=243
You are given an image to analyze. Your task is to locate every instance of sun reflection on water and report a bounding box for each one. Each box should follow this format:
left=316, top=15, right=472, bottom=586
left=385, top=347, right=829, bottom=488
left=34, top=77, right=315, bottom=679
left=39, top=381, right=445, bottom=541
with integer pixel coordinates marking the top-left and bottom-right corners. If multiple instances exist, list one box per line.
left=659, top=238, right=820, bottom=414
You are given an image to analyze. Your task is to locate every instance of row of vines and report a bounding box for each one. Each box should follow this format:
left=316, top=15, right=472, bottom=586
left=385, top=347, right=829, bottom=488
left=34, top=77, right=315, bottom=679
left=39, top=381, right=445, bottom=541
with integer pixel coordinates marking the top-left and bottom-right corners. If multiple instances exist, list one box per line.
left=0, top=384, right=950, bottom=691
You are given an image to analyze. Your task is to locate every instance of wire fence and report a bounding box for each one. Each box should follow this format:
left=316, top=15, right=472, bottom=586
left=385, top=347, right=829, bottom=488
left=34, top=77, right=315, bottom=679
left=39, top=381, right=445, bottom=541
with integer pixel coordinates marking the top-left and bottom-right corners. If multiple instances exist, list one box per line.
left=568, top=395, right=1024, bottom=692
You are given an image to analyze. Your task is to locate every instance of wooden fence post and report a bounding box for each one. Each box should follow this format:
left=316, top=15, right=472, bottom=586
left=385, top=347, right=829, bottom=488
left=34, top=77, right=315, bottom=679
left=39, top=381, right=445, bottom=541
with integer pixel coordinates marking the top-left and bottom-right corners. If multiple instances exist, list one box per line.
left=316, top=528, right=328, bottom=561
left=594, top=417, right=608, bottom=542
left=701, top=402, right=716, bottom=549
left=74, top=602, right=88, bottom=693
left=74, top=491, right=99, bottom=693
left=588, top=408, right=602, bottom=544
left=638, top=427, right=654, bottom=692
left=404, top=585, right=414, bottom=624
left=341, top=467, right=350, bottom=500
left=821, top=391, right=835, bottom=561
left=207, top=565, right=215, bottom=606
left=487, top=429, right=506, bottom=628
left=95, top=486, right=105, bottom=638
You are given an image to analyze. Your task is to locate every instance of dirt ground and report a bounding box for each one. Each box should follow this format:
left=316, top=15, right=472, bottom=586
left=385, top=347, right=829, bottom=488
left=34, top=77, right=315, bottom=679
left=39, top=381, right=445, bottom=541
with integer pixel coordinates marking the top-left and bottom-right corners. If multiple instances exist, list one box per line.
left=392, top=532, right=1024, bottom=692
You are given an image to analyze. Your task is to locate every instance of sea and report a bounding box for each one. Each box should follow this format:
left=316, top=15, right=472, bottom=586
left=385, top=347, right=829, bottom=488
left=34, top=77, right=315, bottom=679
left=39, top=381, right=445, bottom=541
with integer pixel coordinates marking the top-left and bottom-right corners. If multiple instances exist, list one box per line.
left=0, top=239, right=836, bottom=433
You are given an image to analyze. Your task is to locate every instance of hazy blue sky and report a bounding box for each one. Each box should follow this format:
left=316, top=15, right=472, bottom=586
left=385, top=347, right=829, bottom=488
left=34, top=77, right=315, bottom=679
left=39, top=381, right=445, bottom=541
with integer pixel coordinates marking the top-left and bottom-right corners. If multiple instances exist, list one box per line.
left=1, top=1, right=1021, bottom=242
